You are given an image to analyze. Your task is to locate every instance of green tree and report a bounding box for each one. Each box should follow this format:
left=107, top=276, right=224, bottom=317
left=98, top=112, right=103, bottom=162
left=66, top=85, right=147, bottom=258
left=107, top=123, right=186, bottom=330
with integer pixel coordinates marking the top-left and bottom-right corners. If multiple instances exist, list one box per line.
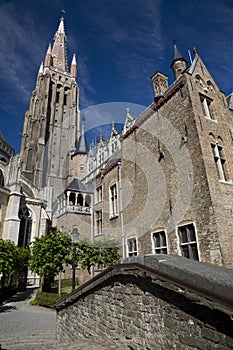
left=0, top=239, right=30, bottom=288
left=30, top=231, right=72, bottom=291
left=76, top=239, right=121, bottom=273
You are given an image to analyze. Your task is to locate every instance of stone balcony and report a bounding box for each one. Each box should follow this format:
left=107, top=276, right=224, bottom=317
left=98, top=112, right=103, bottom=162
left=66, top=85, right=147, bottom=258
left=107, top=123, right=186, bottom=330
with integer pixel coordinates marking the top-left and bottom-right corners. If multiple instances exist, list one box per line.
left=56, top=205, right=91, bottom=217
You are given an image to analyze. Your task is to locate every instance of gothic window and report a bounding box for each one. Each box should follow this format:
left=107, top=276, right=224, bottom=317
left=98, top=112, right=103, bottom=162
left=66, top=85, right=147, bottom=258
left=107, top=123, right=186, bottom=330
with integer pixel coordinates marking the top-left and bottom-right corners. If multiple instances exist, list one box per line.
left=63, top=94, right=67, bottom=106
left=40, top=118, right=45, bottom=137
left=32, top=121, right=37, bottom=140
left=178, top=223, right=199, bottom=261
left=195, top=74, right=205, bottom=86
left=0, top=169, right=4, bottom=187
left=96, top=186, right=103, bottom=203
left=26, top=149, right=33, bottom=170
left=69, top=192, right=76, bottom=205
left=127, top=237, right=138, bottom=256
left=77, top=193, right=83, bottom=206
left=85, top=195, right=91, bottom=207
left=18, top=208, right=32, bottom=247
left=56, top=91, right=60, bottom=103
left=152, top=231, right=167, bottom=254
left=200, top=94, right=213, bottom=120
left=80, top=164, right=84, bottom=173
left=96, top=210, right=103, bottom=236
left=211, top=139, right=228, bottom=181
left=207, top=80, right=215, bottom=92
left=109, top=183, right=118, bottom=218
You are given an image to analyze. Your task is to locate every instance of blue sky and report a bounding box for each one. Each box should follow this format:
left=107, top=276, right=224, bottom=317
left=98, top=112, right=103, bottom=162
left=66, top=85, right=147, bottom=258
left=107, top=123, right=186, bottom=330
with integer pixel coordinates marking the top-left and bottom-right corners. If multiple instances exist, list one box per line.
left=0, top=0, right=232, bottom=153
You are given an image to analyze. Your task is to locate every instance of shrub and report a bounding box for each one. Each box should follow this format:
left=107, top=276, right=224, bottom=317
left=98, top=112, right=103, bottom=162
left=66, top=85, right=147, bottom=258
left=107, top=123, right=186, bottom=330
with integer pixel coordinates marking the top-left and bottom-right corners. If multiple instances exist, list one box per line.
left=31, top=291, right=65, bottom=308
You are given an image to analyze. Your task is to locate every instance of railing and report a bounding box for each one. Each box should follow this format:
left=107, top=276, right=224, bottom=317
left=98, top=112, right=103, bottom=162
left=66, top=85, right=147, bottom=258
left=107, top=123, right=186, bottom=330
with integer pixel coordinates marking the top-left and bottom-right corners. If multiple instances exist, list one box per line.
left=56, top=205, right=91, bottom=216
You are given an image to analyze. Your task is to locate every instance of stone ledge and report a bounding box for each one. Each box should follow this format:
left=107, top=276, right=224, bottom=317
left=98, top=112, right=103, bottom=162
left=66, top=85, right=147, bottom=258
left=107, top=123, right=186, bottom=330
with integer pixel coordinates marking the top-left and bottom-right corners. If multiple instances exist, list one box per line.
left=55, top=254, right=233, bottom=311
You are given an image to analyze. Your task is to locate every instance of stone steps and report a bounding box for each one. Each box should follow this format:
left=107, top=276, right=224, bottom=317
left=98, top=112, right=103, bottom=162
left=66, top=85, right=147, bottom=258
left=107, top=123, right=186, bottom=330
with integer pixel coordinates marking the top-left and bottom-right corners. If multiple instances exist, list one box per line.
left=0, top=331, right=123, bottom=350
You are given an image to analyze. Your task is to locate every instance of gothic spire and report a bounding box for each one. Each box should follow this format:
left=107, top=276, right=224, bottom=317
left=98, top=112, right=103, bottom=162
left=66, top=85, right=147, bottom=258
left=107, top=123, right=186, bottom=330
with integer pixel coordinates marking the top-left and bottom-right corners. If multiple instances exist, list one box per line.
left=51, top=17, right=68, bottom=72
left=44, top=44, right=52, bottom=67
left=170, top=41, right=188, bottom=80
left=170, top=41, right=187, bottom=68
left=73, top=114, right=89, bottom=155
left=70, top=53, right=77, bottom=78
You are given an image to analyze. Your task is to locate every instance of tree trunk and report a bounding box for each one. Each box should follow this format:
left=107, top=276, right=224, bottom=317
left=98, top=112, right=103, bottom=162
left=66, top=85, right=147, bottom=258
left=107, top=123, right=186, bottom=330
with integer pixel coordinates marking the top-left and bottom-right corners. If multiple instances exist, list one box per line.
left=58, top=270, right=61, bottom=296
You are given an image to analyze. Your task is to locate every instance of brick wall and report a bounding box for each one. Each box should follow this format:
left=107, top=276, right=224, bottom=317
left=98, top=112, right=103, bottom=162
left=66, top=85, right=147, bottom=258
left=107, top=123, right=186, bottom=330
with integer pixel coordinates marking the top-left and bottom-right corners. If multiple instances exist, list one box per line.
left=56, top=255, right=233, bottom=350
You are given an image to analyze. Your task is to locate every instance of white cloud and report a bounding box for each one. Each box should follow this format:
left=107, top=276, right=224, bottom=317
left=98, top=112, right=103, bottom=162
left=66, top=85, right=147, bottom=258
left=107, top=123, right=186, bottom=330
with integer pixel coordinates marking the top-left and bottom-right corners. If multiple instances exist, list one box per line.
left=0, top=3, right=46, bottom=106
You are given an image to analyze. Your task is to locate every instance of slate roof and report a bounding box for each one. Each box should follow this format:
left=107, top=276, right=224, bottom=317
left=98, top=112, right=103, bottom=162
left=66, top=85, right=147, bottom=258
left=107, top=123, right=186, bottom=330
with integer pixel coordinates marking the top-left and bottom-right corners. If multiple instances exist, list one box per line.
left=73, top=134, right=89, bottom=155
left=170, top=43, right=188, bottom=68
left=66, top=177, right=92, bottom=193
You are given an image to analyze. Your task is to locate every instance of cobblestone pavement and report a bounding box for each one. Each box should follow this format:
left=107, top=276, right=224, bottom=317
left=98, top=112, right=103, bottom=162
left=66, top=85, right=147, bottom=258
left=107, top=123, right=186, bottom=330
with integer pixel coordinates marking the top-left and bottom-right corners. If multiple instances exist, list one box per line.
left=0, top=287, right=123, bottom=350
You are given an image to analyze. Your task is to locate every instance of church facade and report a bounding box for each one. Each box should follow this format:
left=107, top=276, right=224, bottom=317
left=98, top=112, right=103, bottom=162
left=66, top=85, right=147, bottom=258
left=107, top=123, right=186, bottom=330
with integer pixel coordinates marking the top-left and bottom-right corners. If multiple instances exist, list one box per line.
left=1, top=17, right=233, bottom=273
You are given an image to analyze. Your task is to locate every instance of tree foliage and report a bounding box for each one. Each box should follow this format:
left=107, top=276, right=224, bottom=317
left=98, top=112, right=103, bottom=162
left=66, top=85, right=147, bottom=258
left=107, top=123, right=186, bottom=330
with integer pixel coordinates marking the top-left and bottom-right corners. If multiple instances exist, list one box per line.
left=30, top=231, right=72, bottom=279
left=76, top=239, right=121, bottom=273
left=30, top=231, right=120, bottom=280
left=0, top=239, right=31, bottom=287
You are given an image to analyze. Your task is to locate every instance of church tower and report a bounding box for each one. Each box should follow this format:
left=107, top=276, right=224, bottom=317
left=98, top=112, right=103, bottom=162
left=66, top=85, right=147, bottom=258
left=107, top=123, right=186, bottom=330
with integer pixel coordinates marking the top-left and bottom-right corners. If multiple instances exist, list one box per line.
left=20, top=17, right=80, bottom=204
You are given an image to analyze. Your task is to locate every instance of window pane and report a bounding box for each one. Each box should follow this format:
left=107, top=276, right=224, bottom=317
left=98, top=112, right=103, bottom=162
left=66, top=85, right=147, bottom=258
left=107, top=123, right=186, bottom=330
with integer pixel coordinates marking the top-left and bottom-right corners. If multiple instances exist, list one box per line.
left=161, top=232, right=166, bottom=246
left=190, top=244, right=199, bottom=261
left=218, top=146, right=224, bottom=158
left=155, top=234, right=160, bottom=246
left=188, top=224, right=196, bottom=241
left=181, top=245, right=189, bottom=258
left=179, top=227, right=187, bottom=243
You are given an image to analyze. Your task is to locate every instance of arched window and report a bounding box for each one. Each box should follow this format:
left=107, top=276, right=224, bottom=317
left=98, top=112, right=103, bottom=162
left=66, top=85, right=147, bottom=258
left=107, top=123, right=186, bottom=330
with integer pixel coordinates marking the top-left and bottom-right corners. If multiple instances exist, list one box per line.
left=210, top=136, right=228, bottom=181
left=26, top=149, right=33, bottom=170
left=18, top=208, right=32, bottom=247
left=0, top=169, right=4, bottom=187
left=77, top=193, right=83, bottom=206
left=85, top=194, right=91, bottom=207
left=69, top=192, right=76, bottom=205
left=207, top=80, right=215, bottom=92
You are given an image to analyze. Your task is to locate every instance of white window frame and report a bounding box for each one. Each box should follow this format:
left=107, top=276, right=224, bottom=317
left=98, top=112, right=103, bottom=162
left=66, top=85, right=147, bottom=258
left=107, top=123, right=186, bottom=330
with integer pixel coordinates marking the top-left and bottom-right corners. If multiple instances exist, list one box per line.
left=96, top=185, right=103, bottom=204
left=109, top=183, right=118, bottom=218
left=200, top=95, right=214, bottom=120
left=177, top=222, right=200, bottom=261
left=211, top=142, right=227, bottom=182
left=126, top=237, right=138, bottom=257
left=95, top=210, right=103, bottom=236
left=151, top=230, right=168, bottom=255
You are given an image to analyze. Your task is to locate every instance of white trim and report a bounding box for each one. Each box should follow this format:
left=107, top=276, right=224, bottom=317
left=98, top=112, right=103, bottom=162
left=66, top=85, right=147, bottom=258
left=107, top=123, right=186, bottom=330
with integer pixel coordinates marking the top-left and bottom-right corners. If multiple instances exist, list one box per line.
left=126, top=236, right=138, bottom=257
left=176, top=221, right=201, bottom=261
left=151, top=229, right=168, bottom=255
left=218, top=180, right=233, bottom=185
left=109, top=182, right=119, bottom=219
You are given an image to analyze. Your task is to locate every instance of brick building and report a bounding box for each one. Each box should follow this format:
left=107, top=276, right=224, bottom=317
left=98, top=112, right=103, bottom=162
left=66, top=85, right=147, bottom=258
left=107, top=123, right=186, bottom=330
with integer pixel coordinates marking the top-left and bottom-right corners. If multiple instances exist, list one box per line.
left=77, top=44, right=233, bottom=268
left=1, top=18, right=233, bottom=274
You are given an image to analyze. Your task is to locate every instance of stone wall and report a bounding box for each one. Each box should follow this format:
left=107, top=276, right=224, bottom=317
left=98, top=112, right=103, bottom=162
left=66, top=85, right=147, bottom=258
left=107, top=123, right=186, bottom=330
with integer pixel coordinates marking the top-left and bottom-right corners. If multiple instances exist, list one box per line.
left=56, top=255, right=233, bottom=350
left=0, top=187, right=10, bottom=239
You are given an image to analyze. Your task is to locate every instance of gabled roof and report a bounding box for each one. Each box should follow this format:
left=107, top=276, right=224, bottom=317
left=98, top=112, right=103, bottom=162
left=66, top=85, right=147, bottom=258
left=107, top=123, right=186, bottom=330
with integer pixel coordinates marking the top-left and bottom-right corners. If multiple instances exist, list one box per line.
left=66, top=177, right=92, bottom=193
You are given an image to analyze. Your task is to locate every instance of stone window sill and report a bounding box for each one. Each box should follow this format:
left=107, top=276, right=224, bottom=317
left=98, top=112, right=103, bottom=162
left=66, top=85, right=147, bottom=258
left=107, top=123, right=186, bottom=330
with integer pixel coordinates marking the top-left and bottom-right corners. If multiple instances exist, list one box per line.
left=218, top=180, right=233, bottom=185
left=205, top=117, right=218, bottom=123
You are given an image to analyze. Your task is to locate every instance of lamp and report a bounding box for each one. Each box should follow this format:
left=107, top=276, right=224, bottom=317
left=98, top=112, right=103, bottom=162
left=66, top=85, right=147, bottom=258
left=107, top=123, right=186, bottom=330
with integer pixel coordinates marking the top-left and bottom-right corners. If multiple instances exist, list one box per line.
left=71, top=227, right=79, bottom=292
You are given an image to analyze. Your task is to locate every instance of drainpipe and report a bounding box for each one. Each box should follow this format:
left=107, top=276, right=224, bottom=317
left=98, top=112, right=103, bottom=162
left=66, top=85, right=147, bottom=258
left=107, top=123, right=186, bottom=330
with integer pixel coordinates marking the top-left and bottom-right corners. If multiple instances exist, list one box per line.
left=118, top=161, right=125, bottom=259
left=91, top=192, right=94, bottom=278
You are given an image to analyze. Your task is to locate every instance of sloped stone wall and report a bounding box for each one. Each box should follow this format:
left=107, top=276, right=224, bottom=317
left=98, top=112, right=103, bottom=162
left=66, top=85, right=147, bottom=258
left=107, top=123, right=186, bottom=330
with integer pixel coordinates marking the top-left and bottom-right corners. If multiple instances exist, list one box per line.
left=56, top=256, right=233, bottom=350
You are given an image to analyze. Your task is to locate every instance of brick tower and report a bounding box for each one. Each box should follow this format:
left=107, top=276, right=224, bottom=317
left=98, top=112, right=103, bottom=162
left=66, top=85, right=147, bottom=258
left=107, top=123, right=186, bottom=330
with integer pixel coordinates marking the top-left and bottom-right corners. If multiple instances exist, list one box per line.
left=20, top=17, right=80, bottom=205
